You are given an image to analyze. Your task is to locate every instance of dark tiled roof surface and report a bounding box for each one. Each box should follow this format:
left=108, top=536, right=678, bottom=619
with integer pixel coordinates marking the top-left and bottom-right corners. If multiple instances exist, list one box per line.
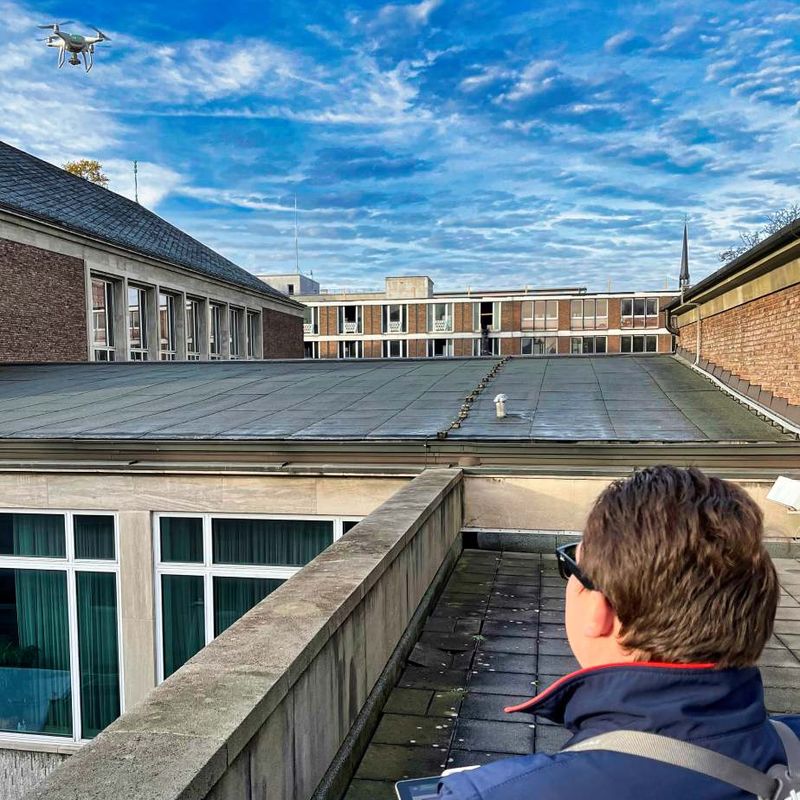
left=0, top=356, right=791, bottom=442
left=0, top=141, right=292, bottom=303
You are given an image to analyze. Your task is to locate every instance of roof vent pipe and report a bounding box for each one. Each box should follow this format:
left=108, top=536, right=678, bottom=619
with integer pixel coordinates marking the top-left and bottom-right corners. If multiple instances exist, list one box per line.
left=494, top=393, right=508, bottom=418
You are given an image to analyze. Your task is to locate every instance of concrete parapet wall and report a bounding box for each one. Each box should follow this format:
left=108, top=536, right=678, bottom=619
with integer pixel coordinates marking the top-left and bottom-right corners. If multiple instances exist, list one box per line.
left=25, top=468, right=464, bottom=800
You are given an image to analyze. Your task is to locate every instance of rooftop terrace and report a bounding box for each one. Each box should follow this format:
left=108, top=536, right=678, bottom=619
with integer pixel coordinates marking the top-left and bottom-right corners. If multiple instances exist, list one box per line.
left=0, top=356, right=792, bottom=443
left=346, top=548, right=800, bottom=799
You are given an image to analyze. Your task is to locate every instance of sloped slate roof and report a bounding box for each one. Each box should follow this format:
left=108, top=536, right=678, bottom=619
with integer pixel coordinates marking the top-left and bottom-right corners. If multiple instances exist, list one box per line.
left=0, top=141, right=294, bottom=304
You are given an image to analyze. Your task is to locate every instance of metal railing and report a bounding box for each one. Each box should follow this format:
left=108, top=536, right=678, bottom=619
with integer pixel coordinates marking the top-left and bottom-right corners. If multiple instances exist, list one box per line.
left=431, top=318, right=452, bottom=333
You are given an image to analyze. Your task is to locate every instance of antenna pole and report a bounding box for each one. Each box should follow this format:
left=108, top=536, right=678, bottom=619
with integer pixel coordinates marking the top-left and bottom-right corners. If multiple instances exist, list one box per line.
left=294, top=195, right=300, bottom=273
left=133, top=161, right=139, bottom=204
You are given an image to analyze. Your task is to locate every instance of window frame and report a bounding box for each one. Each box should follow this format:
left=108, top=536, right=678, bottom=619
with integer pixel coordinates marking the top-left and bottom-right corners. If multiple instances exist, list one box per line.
left=522, top=299, right=558, bottom=331
left=229, top=307, right=244, bottom=360
left=427, top=338, right=453, bottom=358
left=383, top=339, right=406, bottom=358
left=621, top=297, right=660, bottom=329
left=185, top=298, right=202, bottom=361
left=152, top=513, right=359, bottom=683
left=520, top=336, right=558, bottom=356
left=338, top=305, right=363, bottom=335
left=427, top=303, right=453, bottom=333
left=90, top=277, right=116, bottom=362
left=158, top=292, right=178, bottom=361
left=246, top=311, right=261, bottom=359
left=209, top=303, right=223, bottom=360
left=0, top=509, right=123, bottom=745
left=127, top=285, right=149, bottom=361
left=620, top=334, right=658, bottom=353
left=338, top=340, right=363, bottom=359
left=382, top=304, right=407, bottom=334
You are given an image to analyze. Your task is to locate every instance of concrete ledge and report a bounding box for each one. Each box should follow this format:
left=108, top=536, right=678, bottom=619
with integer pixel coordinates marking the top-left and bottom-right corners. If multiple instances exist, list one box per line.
left=463, top=527, right=800, bottom=558
left=26, top=469, right=464, bottom=800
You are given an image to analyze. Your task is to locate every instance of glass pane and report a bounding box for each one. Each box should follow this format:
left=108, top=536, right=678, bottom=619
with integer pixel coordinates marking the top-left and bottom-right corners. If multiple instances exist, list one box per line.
left=212, top=518, right=333, bottom=566
left=596, top=337, right=607, bottom=354
left=160, top=518, right=203, bottom=563
left=74, top=516, right=115, bottom=560
left=161, top=574, right=204, bottom=678
left=521, top=338, right=532, bottom=356
left=646, top=336, right=658, bottom=353
left=546, top=338, right=558, bottom=355
left=0, top=569, right=71, bottom=735
left=633, top=336, right=645, bottom=353
left=0, top=513, right=65, bottom=558
left=213, top=576, right=284, bottom=637
left=633, top=298, right=646, bottom=317
left=621, top=337, right=632, bottom=353
left=77, top=572, right=120, bottom=737
left=646, top=298, right=658, bottom=316
left=342, top=520, right=360, bottom=534
left=621, top=299, right=633, bottom=317
left=570, top=338, right=582, bottom=354
left=582, top=338, right=594, bottom=354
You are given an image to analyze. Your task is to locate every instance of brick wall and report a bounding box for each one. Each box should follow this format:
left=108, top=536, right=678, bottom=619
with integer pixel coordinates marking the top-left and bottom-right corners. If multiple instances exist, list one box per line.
left=454, top=302, right=472, bottom=333
left=262, top=307, right=304, bottom=358
left=501, top=301, right=521, bottom=333
left=678, top=283, right=800, bottom=404
left=0, top=237, right=87, bottom=362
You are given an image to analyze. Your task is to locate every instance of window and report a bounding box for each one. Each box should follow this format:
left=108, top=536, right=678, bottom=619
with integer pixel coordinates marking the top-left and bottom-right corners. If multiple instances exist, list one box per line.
left=473, top=302, right=500, bottom=333
left=158, top=293, right=177, bottom=361
left=521, top=336, right=557, bottom=355
left=570, top=299, right=608, bottom=331
left=303, top=307, right=318, bottom=335
left=229, top=308, right=243, bottom=360
left=338, top=340, right=362, bottom=359
left=287, top=284, right=295, bottom=295
left=304, top=341, right=319, bottom=359
left=338, top=306, right=362, bottom=335
left=209, top=304, right=223, bottom=360
left=154, top=514, right=349, bottom=680
left=522, top=300, right=558, bottom=331
left=383, top=304, right=407, bottom=334
left=427, top=303, right=452, bottom=333
left=91, top=278, right=115, bottom=361
left=185, top=299, right=202, bottom=361
left=621, top=297, right=659, bottom=328
left=620, top=335, right=658, bottom=353
left=427, top=339, right=452, bottom=358
left=128, top=286, right=149, bottom=360
left=473, top=336, right=500, bottom=356
left=383, top=340, right=406, bottom=358
left=0, top=511, right=120, bottom=742
left=570, top=336, right=607, bottom=354
left=247, top=311, right=260, bottom=359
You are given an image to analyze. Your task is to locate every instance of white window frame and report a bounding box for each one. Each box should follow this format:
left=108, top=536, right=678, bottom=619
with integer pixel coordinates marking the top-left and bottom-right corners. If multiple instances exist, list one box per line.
left=338, top=305, right=362, bottom=335
left=152, top=513, right=359, bottom=684
left=522, top=299, right=558, bottom=331
left=185, top=298, right=202, bottom=361
left=159, top=292, right=178, bottom=361
left=427, top=338, right=453, bottom=358
left=90, top=277, right=116, bottom=362
left=621, top=297, right=659, bottom=328
left=209, top=303, right=223, bottom=360
left=246, top=310, right=261, bottom=359
left=303, top=307, right=318, bottom=336
left=428, top=303, right=453, bottom=333
left=472, top=337, right=500, bottom=356
left=0, top=509, right=123, bottom=746
left=304, top=341, right=319, bottom=359
left=128, top=285, right=149, bottom=361
left=521, top=336, right=558, bottom=356
left=338, top=340, right=363, bottom=359
left=473, top=301, right=501, bottom=333
left=621, top=334, right=658, bottom=353
left=229, top=307, right=244, bottom=360
left=383, top=339, right=406, bottom=358
left=383, top=304, right=407, bottom=334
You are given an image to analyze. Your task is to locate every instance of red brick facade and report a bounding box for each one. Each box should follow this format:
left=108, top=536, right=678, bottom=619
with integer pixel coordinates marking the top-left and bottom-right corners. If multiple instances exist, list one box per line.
left=262, top=307, right=304, bottom=359
left=0, top=237, right=87, bottom=362
left=678, top=283, right=800, bottom=405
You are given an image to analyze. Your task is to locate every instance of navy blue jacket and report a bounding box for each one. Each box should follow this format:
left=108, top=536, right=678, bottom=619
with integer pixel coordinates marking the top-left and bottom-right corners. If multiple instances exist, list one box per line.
left=438, top=663, right=800, bottom=799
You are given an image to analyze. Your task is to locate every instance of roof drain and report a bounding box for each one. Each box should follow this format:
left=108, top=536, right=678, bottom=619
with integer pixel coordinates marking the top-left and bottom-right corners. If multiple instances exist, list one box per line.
left=438, top=356, right=510, bottom=438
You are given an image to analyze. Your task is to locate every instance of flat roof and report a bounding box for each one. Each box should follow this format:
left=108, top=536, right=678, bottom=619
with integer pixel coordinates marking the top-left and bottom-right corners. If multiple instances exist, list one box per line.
left=0, top=357, right=790, bottom=443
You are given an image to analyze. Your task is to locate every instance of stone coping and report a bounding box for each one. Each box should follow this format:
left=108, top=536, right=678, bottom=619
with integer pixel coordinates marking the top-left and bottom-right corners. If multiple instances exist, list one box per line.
left=26, top=468, right=463, bottom=800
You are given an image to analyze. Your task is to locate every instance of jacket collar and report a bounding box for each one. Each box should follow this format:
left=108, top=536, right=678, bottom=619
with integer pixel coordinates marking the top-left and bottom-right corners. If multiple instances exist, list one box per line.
left=505, top=662, right=767, bottom=744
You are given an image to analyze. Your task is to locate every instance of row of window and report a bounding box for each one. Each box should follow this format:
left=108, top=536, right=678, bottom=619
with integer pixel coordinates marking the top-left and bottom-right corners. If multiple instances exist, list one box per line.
left=306, top=336, right=662, bottom=359
left=0, top=511, right=359, bottom=743
left=303, top=298, right=662, bottom=335
left=91, top=278, right=262, bottom=362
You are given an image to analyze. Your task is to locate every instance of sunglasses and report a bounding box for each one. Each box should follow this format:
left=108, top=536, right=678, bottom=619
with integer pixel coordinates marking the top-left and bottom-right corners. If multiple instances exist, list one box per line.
left=555, top=542, right=597, bottom=591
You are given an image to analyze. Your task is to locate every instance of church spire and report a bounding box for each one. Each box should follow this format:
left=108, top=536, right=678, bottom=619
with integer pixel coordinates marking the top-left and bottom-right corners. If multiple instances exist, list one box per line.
left=679, top=219, right=690, bottom=289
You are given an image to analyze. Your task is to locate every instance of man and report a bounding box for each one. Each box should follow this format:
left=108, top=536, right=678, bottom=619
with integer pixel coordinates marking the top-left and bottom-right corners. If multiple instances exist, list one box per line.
left=438, top=465, right=799, bottom=799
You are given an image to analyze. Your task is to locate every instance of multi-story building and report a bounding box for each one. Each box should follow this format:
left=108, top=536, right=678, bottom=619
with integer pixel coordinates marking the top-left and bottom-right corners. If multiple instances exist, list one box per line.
left=257, top=274, right=676, bottom=359
left=0, top=141, right=304, bottom=363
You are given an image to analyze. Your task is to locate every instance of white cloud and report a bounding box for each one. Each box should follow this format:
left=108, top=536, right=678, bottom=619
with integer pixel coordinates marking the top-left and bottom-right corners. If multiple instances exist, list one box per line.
left=103, top=159, right=184, bottom=208
left=376, top=0, right=443, bottom=27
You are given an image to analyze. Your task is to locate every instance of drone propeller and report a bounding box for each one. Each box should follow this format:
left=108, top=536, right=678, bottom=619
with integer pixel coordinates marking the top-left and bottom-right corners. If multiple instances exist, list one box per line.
left=37, top=20, right=74, bottom=29
left=89, top=26, right=111, bottom=41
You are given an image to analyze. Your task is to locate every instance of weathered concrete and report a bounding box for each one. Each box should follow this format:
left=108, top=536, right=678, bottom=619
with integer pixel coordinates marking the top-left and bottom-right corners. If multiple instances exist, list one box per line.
left=1, top=749, right=68, bottom=800
left=25, top=468, right=464, bottom=800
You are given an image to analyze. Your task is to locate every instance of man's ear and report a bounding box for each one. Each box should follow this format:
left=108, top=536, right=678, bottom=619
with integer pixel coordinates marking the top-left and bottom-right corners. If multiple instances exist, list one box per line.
left=582, top=591, right=616, bottom=639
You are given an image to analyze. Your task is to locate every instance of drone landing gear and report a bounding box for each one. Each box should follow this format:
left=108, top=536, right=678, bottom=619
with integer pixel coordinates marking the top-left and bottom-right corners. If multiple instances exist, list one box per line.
left=69, top=54, right=80, bottom=65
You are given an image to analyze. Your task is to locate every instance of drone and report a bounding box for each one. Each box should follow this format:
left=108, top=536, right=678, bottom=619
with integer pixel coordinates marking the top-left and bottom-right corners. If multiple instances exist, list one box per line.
left=38, top=21, right=111, bottom=72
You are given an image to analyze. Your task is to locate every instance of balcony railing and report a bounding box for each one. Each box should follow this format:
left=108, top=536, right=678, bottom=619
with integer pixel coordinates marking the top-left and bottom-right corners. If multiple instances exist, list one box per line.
left=303, top=323, right=316, bottom=335
left=386, top=321, right=404, bottom=333
left=431, top=318, right=452, bottom=332
left=342, top=321, right=360, bottom=334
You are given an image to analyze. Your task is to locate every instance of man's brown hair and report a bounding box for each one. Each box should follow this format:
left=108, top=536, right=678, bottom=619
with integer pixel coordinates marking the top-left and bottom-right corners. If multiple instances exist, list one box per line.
left=581, top=465, right=778, bottom=668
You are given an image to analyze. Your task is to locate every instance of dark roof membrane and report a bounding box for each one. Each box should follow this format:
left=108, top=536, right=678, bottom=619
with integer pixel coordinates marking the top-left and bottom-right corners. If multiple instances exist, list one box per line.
left=0, top=140, right=293, bottom=304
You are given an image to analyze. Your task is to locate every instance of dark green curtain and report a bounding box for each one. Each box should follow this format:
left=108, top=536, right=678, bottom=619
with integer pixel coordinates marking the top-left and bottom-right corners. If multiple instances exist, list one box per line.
left=77, top=572, right=120, bottom=738
left=74, top=516, right=115, bottom=561
left=211, top=519, right=333, bottom=566
left=160, top=518, right=203, bottom=563
left=213, top=577, right=284, bottom=636
left=161, top=574, right=204, bottom=678
left=0, top=514, right=65, bottom=557
left=11, top=569, right=72, bottom=735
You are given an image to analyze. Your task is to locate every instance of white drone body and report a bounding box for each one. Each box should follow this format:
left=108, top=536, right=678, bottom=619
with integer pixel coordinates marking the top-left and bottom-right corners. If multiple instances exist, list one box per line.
left=38, top=21, right=111, bottom=72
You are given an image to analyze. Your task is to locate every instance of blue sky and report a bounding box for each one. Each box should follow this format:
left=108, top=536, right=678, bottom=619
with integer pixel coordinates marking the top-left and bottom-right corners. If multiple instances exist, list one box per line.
left=1, top=0, right=799, bottom=291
